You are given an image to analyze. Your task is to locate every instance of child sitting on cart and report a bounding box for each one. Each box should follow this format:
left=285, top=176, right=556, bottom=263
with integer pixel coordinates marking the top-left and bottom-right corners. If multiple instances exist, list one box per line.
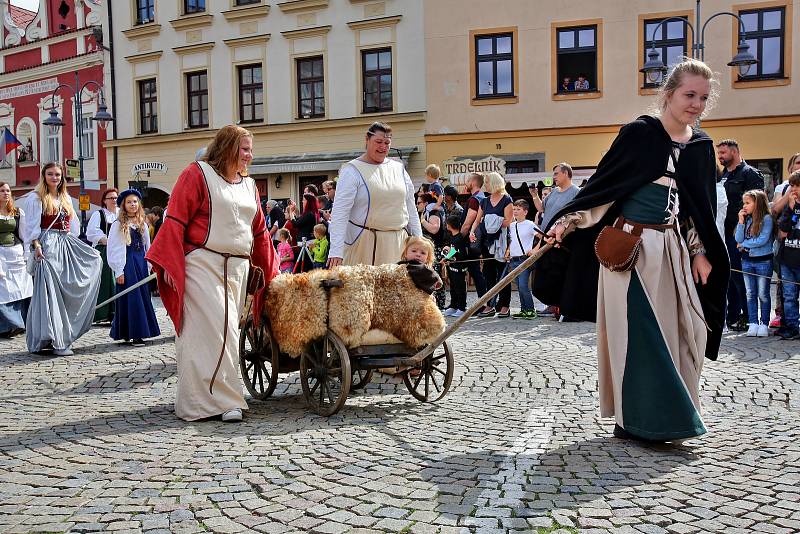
left=398, top=236, right=443, bottom=294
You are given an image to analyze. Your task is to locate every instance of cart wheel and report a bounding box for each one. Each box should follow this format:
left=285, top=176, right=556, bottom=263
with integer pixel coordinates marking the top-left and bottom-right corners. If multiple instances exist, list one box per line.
left=350, top=369, right=374, bottom=391
left=403, top=341, right=454, bottom=402
left=300, top=331, right=351, bottom=416
left=239, top=317, right=279, bottom=400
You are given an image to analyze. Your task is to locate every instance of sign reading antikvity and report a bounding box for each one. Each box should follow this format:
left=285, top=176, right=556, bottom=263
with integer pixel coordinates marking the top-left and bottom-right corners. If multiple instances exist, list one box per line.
left=0, top=78, right=60, bottom=100
left=131, top=162, right=168, bottom=175
left=442, top=156, right=506, bottom=177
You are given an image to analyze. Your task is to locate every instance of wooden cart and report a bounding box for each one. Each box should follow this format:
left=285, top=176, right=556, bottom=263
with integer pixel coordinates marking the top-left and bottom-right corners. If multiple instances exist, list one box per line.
left=238, top=279, right=454, bottom=416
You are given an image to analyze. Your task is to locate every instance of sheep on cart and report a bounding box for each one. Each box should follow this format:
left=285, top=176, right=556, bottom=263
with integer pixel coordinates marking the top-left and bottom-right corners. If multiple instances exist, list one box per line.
left=238, top=263, right=454, bottom=416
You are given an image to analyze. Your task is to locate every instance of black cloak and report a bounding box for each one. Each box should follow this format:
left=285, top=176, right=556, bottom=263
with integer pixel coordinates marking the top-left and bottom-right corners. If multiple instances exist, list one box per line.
left=534, top=115, right=729, bottom=360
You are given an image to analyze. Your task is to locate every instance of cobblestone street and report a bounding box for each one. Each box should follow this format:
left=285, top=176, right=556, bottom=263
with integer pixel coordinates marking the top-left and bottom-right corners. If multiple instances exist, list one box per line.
left=1, top=300, right=799, bottom=534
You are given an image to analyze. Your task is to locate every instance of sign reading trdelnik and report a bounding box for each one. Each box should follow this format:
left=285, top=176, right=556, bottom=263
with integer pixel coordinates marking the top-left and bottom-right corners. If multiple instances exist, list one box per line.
left=131, top=162, right=168, bottom=175
left=442, top=156, right=506, bottom=177
left=0, top=78, right=60, bottom=100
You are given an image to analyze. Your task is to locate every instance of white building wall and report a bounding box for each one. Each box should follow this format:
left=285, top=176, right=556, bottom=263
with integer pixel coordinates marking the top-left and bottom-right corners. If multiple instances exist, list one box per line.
left=104, top=0, right=425, bottom=140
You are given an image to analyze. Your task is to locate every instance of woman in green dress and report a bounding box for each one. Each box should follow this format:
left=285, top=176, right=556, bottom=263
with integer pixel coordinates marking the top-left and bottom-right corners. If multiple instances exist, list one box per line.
left=545, top=59, right=729, bottom=442
left=87, top=188, right=118, bottom=323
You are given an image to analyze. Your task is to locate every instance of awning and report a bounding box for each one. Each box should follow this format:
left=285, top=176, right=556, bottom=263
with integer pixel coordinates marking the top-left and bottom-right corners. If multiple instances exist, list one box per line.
left=446, top=169, right=596, bottom=193
left=249, top=146, right=419, bottom=175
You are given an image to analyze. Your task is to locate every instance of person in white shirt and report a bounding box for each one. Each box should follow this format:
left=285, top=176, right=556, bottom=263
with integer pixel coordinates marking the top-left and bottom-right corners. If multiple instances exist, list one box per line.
left=506, top=199, right=540, bottom=319
left=86, top=188, right=119, bottom=323
left=327, top=122, right=421, bottom=267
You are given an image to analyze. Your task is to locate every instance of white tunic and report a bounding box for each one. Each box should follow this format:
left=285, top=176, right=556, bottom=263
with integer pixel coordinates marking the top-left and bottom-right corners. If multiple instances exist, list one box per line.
left=86, top=208, right=118, bottom=247
left=0, top=211, right=33, bottom=304
left=175, top=161, right=258, bottom=421
left=328, top=158, right=421, bottom=259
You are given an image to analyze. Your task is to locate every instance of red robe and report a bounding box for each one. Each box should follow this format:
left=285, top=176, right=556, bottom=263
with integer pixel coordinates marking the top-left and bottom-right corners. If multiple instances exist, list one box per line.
left=146, top=163, right=279, bottom=335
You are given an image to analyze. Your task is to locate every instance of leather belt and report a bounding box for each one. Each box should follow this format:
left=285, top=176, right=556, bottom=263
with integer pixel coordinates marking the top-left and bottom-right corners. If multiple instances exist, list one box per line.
left=188, top=241, right=250, bottom=394
left=619, top=216, right=677, bottom=233
left=348, top=220, right=407, bottom=265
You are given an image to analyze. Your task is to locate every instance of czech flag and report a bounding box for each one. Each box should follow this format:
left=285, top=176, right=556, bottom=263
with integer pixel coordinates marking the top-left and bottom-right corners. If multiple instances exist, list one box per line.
left=1, top=127, right=22, bottom=156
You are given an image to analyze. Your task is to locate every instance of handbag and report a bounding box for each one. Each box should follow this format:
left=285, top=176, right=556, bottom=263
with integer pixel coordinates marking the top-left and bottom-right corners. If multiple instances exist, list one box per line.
left=594, top=216, right=643, bottom=272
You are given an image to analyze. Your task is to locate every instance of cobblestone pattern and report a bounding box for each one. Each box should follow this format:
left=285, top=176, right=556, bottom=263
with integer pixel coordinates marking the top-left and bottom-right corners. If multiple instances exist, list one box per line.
left=1, top=298, right=799, bottom=533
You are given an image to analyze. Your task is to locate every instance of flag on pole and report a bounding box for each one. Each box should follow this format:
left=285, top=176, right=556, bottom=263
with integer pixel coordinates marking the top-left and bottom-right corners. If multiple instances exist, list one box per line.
left=1, top=127, right=22, bottom=156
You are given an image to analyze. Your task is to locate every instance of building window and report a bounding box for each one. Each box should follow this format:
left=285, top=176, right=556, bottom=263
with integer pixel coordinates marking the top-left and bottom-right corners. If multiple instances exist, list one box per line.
left=238, top=64, right=263, bottom=124
left=186, top=71, right=209, bottom=129
left=46, top=129, right=60, bottom=164
left=297, top=56, right=324, bottom=119
left=362, top=48, right=392, bottom=113
left=235, top=0, right=260, bottom=5
left=184, top=0, right=205, bottom=15
left=642, top=17, right=688, bottom=87
left=79, top=114, right=94, bottom=159
left=738, top=7, right=785, bottom=80
left=506, top=160, right=540, bottom=174
left=474, top=33, right=514, bottom=98
left=138, top=78, right=158, bottom=134
left=136, top=0, right=155, bottom=24
left=556, top=25, right=598, bottom=93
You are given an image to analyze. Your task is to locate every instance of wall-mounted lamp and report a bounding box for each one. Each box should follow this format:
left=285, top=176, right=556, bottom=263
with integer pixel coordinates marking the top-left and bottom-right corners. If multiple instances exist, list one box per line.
left=275, top=174, right=283, bottom=189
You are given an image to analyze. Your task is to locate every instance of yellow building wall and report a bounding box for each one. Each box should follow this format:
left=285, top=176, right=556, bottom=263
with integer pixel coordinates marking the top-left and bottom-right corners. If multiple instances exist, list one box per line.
left=426, top=117, right=800, bottom=182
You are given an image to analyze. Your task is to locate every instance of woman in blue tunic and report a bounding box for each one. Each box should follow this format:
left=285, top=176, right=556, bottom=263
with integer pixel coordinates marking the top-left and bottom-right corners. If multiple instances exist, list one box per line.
left=107, top=189, right=160, bottom=346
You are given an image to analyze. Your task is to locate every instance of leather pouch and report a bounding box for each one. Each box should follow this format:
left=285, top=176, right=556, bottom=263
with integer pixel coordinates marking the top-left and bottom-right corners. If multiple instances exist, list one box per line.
left=594, top=217, right=642, bottom=272
left=246, top=264, right=265, bottom=296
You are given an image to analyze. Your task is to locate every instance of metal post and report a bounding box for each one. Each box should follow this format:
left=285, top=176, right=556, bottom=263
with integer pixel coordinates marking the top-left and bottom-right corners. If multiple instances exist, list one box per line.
left=74, top=71, right=87, bottom=241
left=696, top=0, right=703, bottom=60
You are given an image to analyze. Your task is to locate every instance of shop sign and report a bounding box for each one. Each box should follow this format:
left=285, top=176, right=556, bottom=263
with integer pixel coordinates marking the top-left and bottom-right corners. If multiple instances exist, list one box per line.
left=0, top=78, right=59, bottom=100
left=442, top=156, right=506, bottom=178
left=131, top=161, right=168, bottom=176
left=65, top=159, right=80, bottom=180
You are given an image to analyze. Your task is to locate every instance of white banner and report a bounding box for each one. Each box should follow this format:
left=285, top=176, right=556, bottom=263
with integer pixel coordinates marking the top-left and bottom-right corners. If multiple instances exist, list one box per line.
left=0, top=78, right=60, bottom=101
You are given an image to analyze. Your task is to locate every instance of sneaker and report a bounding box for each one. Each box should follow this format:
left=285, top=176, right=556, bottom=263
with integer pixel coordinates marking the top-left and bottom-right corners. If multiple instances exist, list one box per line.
left=496, top=308, right=510, bottom=318
left=450, top=309, right=465, bottom=318
left=779, top=328, right=799, bottom=340
left=525, top=309, right=538, bottom=319
left=746, top=324, right=759, bottom=337
left=511, top=310, right=528, bottom=318
left=769, top=316, right=782, bottom=328
left=221, top=408, right=243, bottom=422
left=476, top=307, right=496, bottom=318
left=443, top=308, right=457, bottom=317
left=775, top=326, right=791, bottom=337
left=757, top=324, right=769, bottom=337
left=728, top=319, right=748, bottom=332
left=539, top=306, right=557, bottom=317
left=53, top=347, right=74, bottom=356
left=131, top=339, right=146, bottom=347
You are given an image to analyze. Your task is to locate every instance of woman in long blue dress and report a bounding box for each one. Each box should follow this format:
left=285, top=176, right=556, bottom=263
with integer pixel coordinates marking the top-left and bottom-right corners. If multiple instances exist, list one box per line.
left=107, top=189, right=160, bottom=346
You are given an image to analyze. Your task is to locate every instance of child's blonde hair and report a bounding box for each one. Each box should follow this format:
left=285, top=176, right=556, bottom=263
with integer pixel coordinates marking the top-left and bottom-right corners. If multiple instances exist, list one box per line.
left=313, top=223, right=327, bottom=237
left=117, top=193, right=146, bottom=245
left=742, top=189, right=772, bottom=238
left=401, top=235, right=435, bottom=267
left=277, top=228, right=290, bottom=241
left=425, top=164, right=441, bottom=180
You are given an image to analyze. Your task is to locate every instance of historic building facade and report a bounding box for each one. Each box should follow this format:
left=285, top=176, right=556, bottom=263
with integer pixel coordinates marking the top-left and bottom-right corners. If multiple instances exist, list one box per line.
left=103, top=0, right=426, bottom=206
left=425, top=0, right=799, bottom=193
left=0, top=0, right=109, bottom=202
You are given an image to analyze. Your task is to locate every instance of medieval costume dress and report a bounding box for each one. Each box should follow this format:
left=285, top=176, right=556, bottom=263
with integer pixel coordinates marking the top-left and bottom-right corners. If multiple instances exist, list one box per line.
left=535, top=116, right=729, bottom=441
left=146, top=161, right=278, bottom=421
left=22, top=197, right=102, bottom=354
left=87, top=207, right=117, bottom=323
left=329, top=158, right=422, bottom=266
left=0, top=209, right=33, bottom=335
left=107, top=217, right=160, bottom=342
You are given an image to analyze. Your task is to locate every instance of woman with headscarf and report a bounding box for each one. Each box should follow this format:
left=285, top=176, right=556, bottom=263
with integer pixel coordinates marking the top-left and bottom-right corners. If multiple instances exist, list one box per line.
left=146, top=125, right=278, bottom=422
left=327, top=122, right=421, bottom=267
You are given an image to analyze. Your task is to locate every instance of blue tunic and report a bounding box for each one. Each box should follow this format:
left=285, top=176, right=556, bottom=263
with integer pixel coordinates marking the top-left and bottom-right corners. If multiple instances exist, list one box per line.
left=110, top=230, right=160, bottom=341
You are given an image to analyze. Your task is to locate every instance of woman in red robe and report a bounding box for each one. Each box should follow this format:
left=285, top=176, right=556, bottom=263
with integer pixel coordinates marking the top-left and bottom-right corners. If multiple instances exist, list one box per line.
left=147, top=125, right=278, bottom=422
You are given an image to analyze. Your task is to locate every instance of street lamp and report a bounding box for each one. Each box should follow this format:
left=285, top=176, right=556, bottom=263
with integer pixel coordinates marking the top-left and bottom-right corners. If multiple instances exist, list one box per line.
left=640, top=0, right=757, bottom=84
left=41, top=73, right=114, bottom=240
